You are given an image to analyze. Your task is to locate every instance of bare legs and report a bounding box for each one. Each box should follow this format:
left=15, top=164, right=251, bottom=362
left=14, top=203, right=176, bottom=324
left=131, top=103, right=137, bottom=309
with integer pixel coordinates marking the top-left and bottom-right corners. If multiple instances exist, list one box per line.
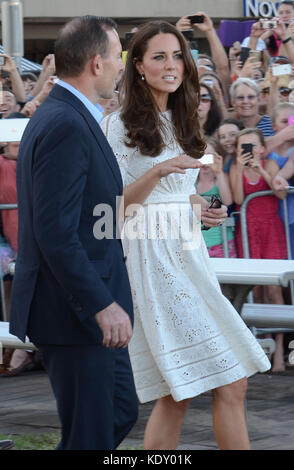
left=212, top=378, right=250, bottom=450
left=265, top=285, right=285, bottom=372
left=144, top=395, right=191, bottom=450
left=144, top=377, right=250, bottom=450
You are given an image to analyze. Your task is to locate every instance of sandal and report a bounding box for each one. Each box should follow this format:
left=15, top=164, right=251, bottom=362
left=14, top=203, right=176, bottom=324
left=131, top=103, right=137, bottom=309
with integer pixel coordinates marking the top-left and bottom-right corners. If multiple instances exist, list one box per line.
left=0, top=354, right=34, bottom=377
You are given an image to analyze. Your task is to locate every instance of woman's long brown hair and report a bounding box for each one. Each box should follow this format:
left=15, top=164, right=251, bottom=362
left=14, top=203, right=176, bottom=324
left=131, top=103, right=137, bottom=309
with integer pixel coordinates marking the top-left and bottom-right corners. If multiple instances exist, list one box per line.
left=120, top=21, right=206, bottom=159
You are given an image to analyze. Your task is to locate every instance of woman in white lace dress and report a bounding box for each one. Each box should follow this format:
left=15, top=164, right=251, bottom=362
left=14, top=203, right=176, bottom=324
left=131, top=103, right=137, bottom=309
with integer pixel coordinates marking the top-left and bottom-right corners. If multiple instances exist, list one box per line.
left=101, top=21, right=270, bottom=450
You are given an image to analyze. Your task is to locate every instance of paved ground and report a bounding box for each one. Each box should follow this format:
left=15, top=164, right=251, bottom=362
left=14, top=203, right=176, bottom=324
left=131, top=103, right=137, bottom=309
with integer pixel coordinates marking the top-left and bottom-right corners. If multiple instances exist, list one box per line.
left=0, top=368, right=294, bottom=450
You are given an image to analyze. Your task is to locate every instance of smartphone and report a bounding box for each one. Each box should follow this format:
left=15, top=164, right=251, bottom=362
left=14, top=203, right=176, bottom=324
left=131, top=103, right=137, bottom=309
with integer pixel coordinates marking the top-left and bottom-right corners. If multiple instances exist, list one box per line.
left=181, top=29, right=194, bottom=41
left=240, top=47, right=250, bottom=65
left=0, top=56, right=6, bottom=66
left=201, top=194, right=222, bottom=230
left=188, top=15, right=205, bottom=24
left=249, top=50, right=261, bottom=62
left=272, top=64, right=292, bottom=76
left=241, top=143, right=253, bottom=166
left=209, top=195, right=222, bottom=209
left=191, top=49, right=198, bottom=63
left=203, top=78, right=214, bottom=88
left=288, top=115, right=294, bottom=126
left=199, top=154, right=214, bottom=165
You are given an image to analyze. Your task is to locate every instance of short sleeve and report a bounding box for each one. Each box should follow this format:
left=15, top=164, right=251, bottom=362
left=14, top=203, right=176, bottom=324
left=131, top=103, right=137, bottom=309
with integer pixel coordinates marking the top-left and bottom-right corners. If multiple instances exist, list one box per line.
left=100, top=112, right=133, bottom=186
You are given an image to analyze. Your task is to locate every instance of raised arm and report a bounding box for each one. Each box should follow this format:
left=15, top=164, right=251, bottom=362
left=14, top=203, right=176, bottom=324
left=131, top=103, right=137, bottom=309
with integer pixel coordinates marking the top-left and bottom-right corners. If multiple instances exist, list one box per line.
left=176, top=13, right=231, bottom=89
left=0, top=54, right=26, bottom=103
left=31, top=54, right=56, bottom=98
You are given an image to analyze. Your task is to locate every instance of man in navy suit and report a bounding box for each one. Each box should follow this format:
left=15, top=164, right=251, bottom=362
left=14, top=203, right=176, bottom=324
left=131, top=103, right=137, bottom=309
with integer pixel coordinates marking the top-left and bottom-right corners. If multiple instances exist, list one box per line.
left=9, top=16, right=138, bottom=450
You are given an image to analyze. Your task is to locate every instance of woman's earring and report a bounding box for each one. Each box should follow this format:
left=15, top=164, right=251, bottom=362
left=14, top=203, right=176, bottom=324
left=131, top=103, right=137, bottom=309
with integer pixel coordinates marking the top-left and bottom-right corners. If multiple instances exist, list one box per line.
left=141, top=74, right=145, bottom=81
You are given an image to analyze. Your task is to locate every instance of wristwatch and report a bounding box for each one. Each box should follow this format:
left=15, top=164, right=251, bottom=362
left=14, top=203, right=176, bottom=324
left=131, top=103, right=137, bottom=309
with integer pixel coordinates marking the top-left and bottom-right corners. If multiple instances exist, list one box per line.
left=282, top=37, right=292, bottom=44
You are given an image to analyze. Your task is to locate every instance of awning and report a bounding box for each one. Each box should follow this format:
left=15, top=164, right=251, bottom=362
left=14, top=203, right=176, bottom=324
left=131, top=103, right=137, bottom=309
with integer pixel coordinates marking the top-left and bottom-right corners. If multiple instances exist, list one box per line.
left=0, top=45, right=42, bottom=74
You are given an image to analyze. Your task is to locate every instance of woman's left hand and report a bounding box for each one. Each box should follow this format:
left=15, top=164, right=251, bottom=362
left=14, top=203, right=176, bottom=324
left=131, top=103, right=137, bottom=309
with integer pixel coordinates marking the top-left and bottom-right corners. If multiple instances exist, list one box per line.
left=248, top=158, right=262, bottom=173
left=201, top=204, right=228, bottom=227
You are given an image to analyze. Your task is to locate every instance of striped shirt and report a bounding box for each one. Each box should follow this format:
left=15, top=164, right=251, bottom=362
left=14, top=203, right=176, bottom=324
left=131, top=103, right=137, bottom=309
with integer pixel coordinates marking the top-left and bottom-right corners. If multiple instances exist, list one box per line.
left=256, top=115, right=275, bottom=137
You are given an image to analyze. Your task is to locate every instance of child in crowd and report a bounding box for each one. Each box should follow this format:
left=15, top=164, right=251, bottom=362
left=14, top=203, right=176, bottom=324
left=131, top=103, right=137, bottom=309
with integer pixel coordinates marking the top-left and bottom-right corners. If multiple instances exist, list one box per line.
left=266, top=103, right=294, bottom=259
left=217, top=118, right=244, bottom=173
left=196, top=138, right=236, bottom=258
left=230, top=128, right=288, bottom=372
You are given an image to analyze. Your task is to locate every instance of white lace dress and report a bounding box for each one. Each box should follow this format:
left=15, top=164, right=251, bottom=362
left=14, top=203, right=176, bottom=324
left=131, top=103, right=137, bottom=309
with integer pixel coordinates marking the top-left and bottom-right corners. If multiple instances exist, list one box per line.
left=101, top=110, right=270, bottom=404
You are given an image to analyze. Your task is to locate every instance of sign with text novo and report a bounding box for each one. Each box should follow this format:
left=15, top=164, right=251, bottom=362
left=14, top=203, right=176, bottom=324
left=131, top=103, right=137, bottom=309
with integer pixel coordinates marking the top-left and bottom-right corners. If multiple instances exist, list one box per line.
left=243, top=0, right=281, bottom=17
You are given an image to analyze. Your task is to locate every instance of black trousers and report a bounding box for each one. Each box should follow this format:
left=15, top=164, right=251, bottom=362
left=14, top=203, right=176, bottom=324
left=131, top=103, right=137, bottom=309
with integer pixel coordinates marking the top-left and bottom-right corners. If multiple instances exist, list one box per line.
left=39, top=343, right=138, bottom=450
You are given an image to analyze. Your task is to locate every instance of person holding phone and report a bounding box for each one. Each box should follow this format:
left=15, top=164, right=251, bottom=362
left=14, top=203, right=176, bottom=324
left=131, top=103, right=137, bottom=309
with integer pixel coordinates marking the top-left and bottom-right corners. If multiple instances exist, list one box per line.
left=176, top=12, right=231, bottom=90
left=196, top=138, right=236, bottom=258
left=267, top=102, right=294, bottom=259
left=0, top=54, right=26, bottom=104
left=230, top=128, right=287, bottom=373
left=102, top=21, right=270, bottom=451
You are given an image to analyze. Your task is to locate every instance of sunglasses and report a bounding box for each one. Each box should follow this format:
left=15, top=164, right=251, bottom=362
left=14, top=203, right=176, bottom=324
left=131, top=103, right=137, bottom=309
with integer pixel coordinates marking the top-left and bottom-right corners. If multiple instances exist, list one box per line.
left=261, top=87, right=270, bottom=94
left=200, top=94, right=212, bottom=103
left=279, top=87, right=293, bottom=96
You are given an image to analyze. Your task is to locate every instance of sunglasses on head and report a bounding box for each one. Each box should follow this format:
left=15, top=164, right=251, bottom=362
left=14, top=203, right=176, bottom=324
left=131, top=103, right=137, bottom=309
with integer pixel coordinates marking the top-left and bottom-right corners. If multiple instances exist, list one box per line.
left=200, top=94, right=212, bottom=103
left=279, top=87, right=293, bottom=96
left=261, top=87, right=270, bottom=94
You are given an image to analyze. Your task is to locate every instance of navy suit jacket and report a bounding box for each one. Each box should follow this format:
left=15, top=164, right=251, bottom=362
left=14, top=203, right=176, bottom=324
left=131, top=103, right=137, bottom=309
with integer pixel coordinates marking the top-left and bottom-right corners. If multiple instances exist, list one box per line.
left=9, top=85, right=133, bottom=344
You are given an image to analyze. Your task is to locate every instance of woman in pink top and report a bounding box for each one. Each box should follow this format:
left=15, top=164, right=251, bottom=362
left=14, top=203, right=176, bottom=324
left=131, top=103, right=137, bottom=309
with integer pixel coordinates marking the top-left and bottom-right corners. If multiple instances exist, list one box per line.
left=0, top=141, right=18, bottom=252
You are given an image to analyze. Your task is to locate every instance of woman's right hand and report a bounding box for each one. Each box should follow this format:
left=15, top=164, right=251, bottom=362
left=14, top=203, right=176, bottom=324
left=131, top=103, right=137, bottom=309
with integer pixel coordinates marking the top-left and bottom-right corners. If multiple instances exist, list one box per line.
left=154, top=154, right=203, bottom=178
left=236, top=151, right=253, bottom=167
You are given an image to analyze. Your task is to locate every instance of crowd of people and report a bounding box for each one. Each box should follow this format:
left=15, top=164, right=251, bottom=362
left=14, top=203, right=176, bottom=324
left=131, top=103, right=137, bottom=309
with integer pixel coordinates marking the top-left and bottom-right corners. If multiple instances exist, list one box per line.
left=0, top=1, right=294, bottom=434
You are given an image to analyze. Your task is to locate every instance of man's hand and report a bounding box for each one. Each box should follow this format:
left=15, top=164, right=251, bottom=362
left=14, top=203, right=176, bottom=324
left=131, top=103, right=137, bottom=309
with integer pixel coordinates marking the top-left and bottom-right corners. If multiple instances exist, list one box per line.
left=95, top=302, right=133, bottom=349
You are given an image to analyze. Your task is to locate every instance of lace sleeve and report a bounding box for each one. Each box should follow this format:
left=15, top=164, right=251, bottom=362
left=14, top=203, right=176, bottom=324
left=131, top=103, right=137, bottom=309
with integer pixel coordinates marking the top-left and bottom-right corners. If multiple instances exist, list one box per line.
left=100, top=112, right=131, bottom=186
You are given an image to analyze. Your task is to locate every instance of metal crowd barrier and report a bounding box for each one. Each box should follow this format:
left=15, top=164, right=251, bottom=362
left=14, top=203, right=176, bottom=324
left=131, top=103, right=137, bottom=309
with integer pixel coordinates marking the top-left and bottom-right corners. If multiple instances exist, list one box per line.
left=0, top=203, right=17, bottom=322
left=238, top=189, right=294, bottom=335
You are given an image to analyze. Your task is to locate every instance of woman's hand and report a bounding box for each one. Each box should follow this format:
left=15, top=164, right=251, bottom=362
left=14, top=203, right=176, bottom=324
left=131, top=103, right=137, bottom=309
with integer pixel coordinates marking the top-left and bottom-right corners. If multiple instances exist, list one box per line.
left=239, top=57, right=262, bottom=78
left=248, top=157, right=263, bottom=174
left=154, top=154, right=202, bottom=178
left=0, top=54, right=17, bottom=74
left=236, top=151, right=253, bottom=167
left=201, top=204, right=228, bottom=227
left=175, top=16, right=191, bottom=31
left=191, top=12, right=214, bottom=33
left=208, top=152, right=223, bottom=174
left=272, top=174, right=289, bottom=191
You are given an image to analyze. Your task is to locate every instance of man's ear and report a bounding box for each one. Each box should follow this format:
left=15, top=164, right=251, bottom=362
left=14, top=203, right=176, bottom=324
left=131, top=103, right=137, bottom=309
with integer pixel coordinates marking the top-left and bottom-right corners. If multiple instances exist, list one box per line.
left=91, top=54, right=103, bottom=77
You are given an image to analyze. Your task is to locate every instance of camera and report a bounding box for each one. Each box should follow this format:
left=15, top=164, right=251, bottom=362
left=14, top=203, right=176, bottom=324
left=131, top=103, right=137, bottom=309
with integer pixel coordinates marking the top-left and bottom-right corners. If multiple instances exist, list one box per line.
left=188, top=15, right=205, bottom=24
left=272, top=63, right=292, bottom=76
left=261, top=18, right=277, bottom=29
left=0, top=56, right=6, bottom=66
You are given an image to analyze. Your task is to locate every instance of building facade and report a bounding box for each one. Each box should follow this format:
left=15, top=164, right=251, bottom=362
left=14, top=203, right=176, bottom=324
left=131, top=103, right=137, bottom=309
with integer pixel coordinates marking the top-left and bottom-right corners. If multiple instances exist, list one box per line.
left=0, top=0, right=285, bottom=63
